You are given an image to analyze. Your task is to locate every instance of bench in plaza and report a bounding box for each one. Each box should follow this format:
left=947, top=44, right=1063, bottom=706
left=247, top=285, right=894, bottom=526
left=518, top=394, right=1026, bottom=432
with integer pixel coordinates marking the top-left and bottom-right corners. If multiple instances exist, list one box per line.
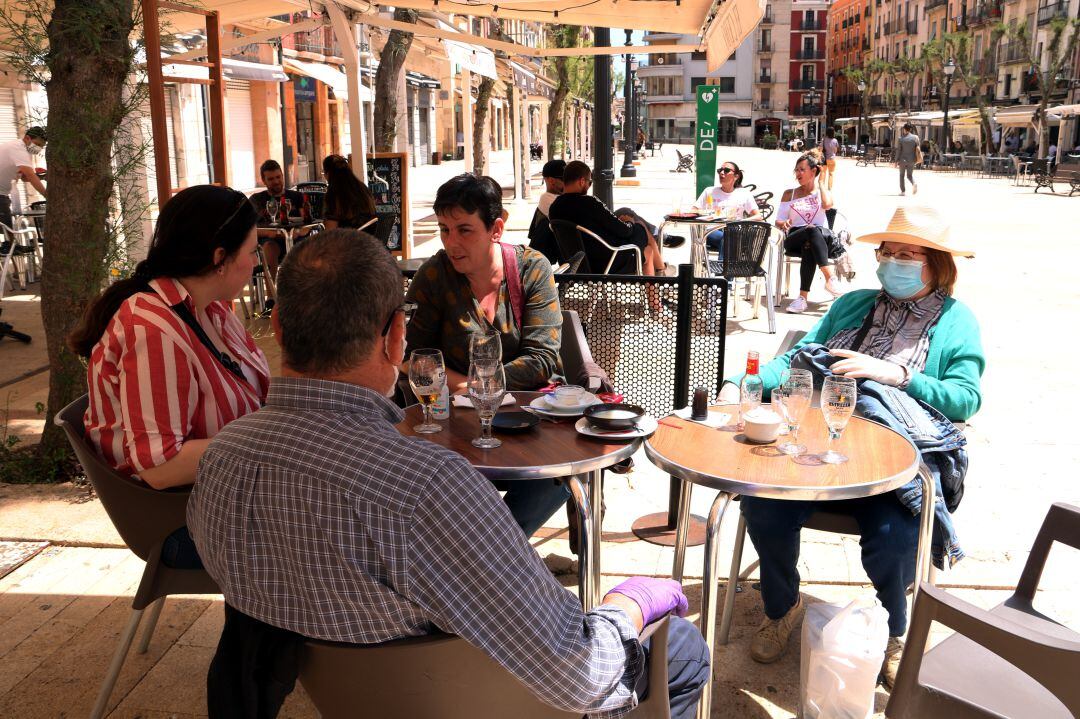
left=1033, top=164, right=1080, bottom=196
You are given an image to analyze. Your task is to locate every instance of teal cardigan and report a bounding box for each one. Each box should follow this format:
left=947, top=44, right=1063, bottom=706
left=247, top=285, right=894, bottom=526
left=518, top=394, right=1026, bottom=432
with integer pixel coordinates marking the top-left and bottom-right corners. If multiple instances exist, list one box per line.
left=727, top=290, right=985, bottom=422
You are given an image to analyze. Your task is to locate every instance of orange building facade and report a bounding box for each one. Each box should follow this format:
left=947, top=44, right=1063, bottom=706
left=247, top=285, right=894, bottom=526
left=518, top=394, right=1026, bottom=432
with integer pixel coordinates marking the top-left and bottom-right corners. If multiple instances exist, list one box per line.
left=826, top=0, right=867, bottom=142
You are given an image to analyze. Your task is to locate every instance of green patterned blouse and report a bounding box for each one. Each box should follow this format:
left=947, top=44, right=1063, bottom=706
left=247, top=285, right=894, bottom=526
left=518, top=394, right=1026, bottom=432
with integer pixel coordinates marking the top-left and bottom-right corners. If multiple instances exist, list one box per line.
left=405, top=245, right=562, bottom=391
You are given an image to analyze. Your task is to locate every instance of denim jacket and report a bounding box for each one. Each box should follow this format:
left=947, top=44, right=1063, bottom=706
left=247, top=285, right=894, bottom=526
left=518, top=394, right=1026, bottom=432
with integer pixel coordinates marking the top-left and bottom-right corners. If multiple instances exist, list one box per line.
left=790, top=345, right=968, bottom=568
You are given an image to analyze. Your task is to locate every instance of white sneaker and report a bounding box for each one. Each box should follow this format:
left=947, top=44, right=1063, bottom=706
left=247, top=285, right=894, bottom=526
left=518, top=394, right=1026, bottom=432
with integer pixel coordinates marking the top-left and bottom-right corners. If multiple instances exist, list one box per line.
left=787, top=296, right=808, bottom=313
left=824, top=278, right=844, bottom=298
left=899, top=190, right=906, bottom=196
left=913, top=183, right=918, bottom=195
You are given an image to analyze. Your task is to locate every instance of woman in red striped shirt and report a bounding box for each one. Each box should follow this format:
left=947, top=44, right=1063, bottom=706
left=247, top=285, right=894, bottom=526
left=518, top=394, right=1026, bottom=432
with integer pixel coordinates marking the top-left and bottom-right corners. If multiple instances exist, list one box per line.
left=70, top=185, right=270, bottom=566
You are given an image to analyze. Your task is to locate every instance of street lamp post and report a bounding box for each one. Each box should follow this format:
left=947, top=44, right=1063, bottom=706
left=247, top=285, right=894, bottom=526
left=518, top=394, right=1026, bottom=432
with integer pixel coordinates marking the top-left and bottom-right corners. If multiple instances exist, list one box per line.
left=857, top=79, right=867, bottom=149
left=942, top=57, right=956, bottom=153
left=805, top=88, right=821, bottom=143
left=592, top=27, right=614, bottom=208
left=621, top=30, right=637, bottom=178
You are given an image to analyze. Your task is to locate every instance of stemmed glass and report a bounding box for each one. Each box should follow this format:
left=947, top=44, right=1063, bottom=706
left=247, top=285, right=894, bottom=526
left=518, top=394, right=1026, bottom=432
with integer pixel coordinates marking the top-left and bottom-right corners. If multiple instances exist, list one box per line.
left=819, top=375, right=856, bottom=464
left=469, top=329, right=502, bottom=363
left=408, top=349, right=446, bottom=434
left=777, top=369, right=813, bottom=455
left=281, top=198, right=293, bottom=219
left=266, top=199, right=280, bottom=224
left=468, top=360, right=506, bottom=449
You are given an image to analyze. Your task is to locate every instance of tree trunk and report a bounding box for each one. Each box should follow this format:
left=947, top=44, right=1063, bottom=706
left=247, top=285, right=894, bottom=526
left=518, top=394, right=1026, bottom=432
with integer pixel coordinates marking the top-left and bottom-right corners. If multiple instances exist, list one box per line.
left=37, top=0, right=136, bottom=463
left=373, top=9, right=418, bottom=153
left=472, top=77, right=494, bottom=174
left=546, top=57, right=569, bottom=158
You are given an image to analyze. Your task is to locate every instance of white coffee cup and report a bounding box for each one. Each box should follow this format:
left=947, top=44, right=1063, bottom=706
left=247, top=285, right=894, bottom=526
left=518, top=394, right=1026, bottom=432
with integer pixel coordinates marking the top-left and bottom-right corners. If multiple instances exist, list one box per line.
left=553, top=385, right=586, bottom=406
left=743, top=407, right=783, bottom=443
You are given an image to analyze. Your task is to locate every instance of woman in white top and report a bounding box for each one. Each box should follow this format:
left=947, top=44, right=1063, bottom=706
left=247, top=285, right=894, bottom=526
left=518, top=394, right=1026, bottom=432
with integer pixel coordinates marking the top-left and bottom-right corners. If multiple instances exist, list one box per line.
left=776, top=150, right=839, bottom=313
left=694, top=161, right=762, bottom=253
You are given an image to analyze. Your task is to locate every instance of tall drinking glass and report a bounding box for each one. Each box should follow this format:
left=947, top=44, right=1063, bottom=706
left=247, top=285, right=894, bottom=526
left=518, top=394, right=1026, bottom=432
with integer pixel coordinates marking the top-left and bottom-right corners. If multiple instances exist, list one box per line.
left=266, top=199, right=280, bottom=223
left=408, top=349, right=446, bottom=434
left=469, top=329, right=502, bottom=363
left=468, top=360, right=506, bottom=448
left=820, top=376, right=856, bottom=464
left=777, top=369, right=813, bottom=455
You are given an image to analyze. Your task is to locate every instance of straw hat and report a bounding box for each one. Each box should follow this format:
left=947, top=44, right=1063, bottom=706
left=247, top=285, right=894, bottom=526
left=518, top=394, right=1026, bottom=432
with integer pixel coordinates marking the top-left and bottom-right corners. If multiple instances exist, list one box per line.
left=857, top=205, right=975, bottom=258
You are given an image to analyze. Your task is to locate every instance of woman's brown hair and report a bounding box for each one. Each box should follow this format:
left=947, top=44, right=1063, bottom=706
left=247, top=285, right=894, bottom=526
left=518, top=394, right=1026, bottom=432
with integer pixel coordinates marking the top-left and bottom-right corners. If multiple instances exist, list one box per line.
left=925, top=248, right=958, bottom=296
left=68, top=185, right=258, bottom=357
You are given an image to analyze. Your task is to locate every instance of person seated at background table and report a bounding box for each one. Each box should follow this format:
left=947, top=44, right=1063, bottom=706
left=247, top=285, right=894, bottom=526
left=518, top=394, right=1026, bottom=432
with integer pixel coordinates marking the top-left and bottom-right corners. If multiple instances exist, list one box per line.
left=70, top=185, right=270, bottom=569
left=249, top=159, right=303, bottom=282
left=405, top=173, right=568, bottom=538
left=189, top=230, right=711, bottom=719
left=548, top=161, right=664, bottom=276
left=527, top=159, right=565, bottom=264
left=693, top=160, right=762, bottom=253
left=322, top=154, right=378, bottom=231
left=776, top=149, right=840, bottom=314
left=718, top=205, right=984, bottom=689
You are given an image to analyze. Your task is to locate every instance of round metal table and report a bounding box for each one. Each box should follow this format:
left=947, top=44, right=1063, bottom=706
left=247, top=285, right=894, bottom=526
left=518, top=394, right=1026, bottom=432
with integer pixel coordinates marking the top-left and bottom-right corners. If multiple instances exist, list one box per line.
left=397, top=391, right=642, bottom=610
left=644, top=404, right=931, bottom=719
left=660, top=213, right=733, bottom=278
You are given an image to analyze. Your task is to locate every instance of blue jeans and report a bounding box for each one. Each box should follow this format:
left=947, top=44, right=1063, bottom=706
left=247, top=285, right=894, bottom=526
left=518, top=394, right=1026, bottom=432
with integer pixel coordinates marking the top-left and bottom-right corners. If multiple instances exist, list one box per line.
left=705, top=228, right=724, bottom=255
left=162, top=526, right=204, bottom=569
left=740, top=494, right=919, bottom=636
left=491, top=479, right=570, bottom=538
left=637, top=616, right=711, bottom=719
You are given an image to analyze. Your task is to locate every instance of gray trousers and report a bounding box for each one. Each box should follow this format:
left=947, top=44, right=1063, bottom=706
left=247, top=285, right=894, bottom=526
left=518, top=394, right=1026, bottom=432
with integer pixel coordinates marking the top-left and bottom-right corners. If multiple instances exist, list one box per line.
left=898, top=161, right=916, bottom=192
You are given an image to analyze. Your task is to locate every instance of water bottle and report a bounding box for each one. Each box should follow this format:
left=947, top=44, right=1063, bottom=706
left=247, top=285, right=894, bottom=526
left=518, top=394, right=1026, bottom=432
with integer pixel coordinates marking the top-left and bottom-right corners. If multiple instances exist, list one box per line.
left=738, top=351, right=763, bottom=430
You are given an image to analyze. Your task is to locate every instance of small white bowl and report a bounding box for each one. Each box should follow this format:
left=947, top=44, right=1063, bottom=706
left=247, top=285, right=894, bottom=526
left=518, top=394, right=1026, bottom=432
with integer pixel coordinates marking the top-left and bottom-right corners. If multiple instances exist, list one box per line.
left=552, top=385, right=586, bottom=406
left=743, top=408, right=783, bottom=443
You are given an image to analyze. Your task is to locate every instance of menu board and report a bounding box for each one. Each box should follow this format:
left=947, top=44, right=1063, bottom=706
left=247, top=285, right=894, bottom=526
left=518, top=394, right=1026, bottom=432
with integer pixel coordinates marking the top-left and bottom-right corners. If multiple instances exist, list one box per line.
left=365, top=152, right=410, bottom=258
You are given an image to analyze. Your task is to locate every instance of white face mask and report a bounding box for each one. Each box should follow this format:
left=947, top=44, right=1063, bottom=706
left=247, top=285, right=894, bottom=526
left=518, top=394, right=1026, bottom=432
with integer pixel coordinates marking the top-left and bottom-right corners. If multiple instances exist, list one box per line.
left=26, top=143, right=43, bottom=156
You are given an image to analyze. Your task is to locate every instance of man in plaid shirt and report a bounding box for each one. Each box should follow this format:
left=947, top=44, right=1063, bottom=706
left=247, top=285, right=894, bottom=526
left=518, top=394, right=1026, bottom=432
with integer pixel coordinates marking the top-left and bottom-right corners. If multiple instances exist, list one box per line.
left=190, top=229, right=710, bottom=718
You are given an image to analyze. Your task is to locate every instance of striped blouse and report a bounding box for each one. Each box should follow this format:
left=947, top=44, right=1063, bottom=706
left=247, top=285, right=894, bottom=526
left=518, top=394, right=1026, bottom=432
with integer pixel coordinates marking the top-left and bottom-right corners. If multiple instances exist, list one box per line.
left=84, top=277, right=270, bottom=476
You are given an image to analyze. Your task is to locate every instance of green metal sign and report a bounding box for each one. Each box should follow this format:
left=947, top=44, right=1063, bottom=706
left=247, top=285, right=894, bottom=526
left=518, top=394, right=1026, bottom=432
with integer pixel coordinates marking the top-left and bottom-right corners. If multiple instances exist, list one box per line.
left=695, top=86, right=718, bottom=197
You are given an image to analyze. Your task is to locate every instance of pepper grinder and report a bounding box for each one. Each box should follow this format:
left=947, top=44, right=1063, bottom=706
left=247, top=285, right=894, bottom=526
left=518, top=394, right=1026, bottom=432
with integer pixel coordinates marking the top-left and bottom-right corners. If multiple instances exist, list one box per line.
left=691, top=386, right=709, bottom=421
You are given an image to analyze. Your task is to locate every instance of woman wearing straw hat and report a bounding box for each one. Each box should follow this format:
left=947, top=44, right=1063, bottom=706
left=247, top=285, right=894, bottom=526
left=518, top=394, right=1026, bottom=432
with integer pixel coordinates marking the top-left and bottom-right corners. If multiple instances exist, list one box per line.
left=720, top=205, right=985, bottom=689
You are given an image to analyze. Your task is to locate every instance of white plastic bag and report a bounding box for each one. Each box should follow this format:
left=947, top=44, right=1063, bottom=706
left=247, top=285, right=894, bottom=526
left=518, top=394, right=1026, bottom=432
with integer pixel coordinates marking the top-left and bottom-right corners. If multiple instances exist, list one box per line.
left=800, top=596, right=889, bottom=719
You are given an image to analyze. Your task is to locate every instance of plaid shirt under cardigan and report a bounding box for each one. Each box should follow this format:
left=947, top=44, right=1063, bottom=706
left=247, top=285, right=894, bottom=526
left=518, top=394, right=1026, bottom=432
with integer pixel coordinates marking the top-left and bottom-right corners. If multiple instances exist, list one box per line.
left=189, top=377, right=644, bottom=717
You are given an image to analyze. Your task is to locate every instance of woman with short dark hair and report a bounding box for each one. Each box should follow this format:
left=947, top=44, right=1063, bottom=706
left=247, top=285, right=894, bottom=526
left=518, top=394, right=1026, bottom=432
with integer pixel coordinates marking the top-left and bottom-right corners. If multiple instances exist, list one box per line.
left=70, top=185, right=270, bottom=567
left=322, top=154, right=378, bottom=230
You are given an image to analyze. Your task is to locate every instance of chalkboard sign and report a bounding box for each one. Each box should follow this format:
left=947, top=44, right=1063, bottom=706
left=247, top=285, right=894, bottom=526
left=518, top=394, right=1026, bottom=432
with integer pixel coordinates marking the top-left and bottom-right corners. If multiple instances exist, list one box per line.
left=365, top=152, right=410, bottom=257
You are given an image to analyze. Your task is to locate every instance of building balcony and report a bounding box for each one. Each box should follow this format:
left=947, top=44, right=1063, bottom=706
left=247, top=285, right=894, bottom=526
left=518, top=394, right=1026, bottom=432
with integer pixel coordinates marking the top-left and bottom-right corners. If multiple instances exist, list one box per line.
left=997, top=41, right=1027, bottom=64
left=800, top=18, right=828, bottom=31
left=906, top=19, right=918, bottom=33
left=756, top=71, right=774, bottom=83
left=792, top=48, right=827, bottom=60
left=754, top=100, right=773, bottom=110
left=925, top=0, right=948, bottom=9
left=973, top=57, right=997, bottom=75
left=791, top=79, right=824, bottom=90
left=968, top=1, right=1004, bottom=25
left=794, top=104, right=823, bottom=116
left=870, top=94, right=886, bottom=108
left=761, top=12, right=775, bottom=24
left=758, top=42, right=773, bottom=52
left=1037, top=1, right=1068, bottom=24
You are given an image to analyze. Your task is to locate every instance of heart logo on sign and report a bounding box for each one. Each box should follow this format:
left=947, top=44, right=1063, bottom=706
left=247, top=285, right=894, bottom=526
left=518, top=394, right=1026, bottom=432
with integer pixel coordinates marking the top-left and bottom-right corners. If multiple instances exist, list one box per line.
left=702, top=91, right=715, bottom=103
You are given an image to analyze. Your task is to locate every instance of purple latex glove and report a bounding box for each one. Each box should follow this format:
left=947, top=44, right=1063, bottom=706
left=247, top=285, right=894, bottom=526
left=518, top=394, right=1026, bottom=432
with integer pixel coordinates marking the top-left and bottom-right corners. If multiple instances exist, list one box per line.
left=606, top=577, right=690, bottom=626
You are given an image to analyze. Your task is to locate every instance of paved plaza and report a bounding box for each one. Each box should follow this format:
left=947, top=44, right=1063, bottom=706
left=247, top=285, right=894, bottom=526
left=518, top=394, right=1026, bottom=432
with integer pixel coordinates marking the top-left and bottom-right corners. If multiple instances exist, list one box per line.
left=1, top=145, right=1079, bottom=717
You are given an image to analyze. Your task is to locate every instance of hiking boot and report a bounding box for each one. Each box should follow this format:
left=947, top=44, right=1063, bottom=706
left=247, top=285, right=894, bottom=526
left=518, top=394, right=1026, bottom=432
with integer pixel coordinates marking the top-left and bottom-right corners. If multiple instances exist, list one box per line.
left=786, top=296, right=808, bottom=314
left=881, top=636, right=904, bottom=689
left=750, top=596, right=805, bottom=663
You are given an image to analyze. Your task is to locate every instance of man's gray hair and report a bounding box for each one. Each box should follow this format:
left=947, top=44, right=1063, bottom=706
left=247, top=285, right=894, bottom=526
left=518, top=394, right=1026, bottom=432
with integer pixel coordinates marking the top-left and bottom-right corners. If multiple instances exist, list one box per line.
left=276, top=229, right=402, bottom=375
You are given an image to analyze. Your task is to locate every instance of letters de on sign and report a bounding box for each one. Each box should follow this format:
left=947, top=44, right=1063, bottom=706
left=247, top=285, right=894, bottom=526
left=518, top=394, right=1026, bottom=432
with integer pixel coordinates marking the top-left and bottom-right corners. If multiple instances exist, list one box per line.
left=695, top=86, right=719, bottom=197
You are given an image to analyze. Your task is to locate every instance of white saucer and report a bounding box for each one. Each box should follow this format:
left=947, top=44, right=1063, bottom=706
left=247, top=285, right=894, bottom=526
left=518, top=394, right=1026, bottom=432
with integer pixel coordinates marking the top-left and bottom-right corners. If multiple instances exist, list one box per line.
left=574, top=415, right=658, bottom=439
left=542, top=392, right=600, bottom=412
left=530, top=395, right=599, bottom=416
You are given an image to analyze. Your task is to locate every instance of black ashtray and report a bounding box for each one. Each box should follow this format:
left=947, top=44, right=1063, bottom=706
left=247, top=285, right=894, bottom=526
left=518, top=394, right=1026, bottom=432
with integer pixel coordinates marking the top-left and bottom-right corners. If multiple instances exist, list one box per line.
left=491, top=410, right=539, bottom=433
left=583, top=403, right=645, bottom=431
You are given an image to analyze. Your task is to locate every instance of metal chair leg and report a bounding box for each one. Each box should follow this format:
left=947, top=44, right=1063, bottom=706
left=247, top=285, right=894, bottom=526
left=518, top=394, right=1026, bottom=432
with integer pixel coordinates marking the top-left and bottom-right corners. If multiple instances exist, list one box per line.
left=136, top=597, right=165, bottom=654
left=764, top=268, right=777, bottom=334
left=91, top=607, right=143, bottom=719
left=718, top=512, right=748, bottom=645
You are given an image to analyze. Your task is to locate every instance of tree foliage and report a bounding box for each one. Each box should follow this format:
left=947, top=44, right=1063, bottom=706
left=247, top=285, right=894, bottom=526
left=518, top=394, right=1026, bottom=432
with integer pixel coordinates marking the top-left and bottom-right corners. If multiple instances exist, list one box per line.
left=1010, top=17, right=1080, bottom=157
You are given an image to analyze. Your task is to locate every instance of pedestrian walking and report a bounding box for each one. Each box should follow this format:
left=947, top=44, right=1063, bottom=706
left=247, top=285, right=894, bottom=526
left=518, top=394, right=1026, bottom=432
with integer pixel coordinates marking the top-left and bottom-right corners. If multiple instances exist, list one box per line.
left=897, top=124, right=920, bottom=196
left=821, top=128, right=840, bottom=191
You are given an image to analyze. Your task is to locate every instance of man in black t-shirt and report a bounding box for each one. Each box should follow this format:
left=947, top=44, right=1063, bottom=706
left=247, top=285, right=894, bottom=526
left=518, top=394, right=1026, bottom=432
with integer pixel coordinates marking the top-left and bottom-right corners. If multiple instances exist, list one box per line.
left=249, top=159, right=304, bottom=281
left=547, top=161, right=664, bottom=276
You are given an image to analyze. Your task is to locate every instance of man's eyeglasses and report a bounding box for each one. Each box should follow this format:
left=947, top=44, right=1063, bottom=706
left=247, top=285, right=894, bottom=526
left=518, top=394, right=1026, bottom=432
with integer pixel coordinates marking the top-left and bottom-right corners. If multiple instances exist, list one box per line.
left=381, top=302, right=417, bottom=336
left=875, top=248, right=927, bottom=262
left=718, top=167, right=734, bottom=175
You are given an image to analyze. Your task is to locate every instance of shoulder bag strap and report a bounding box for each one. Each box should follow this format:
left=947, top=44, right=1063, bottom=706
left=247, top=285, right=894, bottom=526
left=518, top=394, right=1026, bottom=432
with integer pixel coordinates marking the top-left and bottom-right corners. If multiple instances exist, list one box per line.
left=500, top=243, right=524, bottom=331
left=170, top=301, right=249, bottom=384
left=849, top=299, right=880, bottom=352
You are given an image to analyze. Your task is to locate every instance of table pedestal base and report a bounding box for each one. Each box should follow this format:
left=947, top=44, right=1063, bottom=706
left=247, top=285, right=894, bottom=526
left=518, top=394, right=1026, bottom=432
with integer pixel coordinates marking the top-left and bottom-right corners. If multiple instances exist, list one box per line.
left=630, top=512, right=707, bottom=547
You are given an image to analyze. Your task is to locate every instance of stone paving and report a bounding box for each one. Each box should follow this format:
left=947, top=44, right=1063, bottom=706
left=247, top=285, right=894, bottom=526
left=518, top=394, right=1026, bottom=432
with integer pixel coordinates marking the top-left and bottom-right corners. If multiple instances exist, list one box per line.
left=2, top=145, right=1079, bottom=717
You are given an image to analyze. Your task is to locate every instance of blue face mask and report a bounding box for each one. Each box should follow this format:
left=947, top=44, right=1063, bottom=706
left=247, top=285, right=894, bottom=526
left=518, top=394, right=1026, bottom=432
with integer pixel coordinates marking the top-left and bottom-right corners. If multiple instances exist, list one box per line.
left=876, top=257, right=927, bottom=299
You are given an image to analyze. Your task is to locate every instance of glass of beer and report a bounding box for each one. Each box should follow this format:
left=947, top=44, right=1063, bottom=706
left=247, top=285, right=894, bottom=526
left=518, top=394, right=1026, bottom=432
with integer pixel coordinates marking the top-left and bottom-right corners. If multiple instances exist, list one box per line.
left=408, top=349, right=446, bottom=434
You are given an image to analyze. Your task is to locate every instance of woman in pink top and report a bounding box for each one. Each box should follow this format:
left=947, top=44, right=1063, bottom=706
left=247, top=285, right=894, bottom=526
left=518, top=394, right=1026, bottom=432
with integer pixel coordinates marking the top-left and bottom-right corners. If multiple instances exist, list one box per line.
left=776, top=150, right=839, bottom=313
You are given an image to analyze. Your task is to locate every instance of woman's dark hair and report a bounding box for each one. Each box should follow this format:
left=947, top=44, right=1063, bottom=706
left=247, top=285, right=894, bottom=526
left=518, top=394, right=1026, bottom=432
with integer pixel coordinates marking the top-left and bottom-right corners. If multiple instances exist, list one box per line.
left=68, top=185, right=258, bottom=357
left=324, top=154, right=377, bottom=224
left=718, top=161, right=744, bottom=188
left=826, top=127, right=835, bottom=138
left=795, top=149, right=824, bottom=176
left=432, top=173, right=503, bottom=229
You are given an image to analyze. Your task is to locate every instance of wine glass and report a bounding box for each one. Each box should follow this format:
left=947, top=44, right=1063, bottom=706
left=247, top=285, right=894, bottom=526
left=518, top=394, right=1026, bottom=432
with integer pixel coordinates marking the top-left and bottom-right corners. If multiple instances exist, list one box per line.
left=468, top=329, right=502, bottom=363
left=777, top=369, right=813, bottom=455
left=266, top=199, right=280, bottom=224
left=408, top=349, right=446, bottom=434
left=281, top=198, right=293, bottom=219
left=468, top=360, right=506, bottom=449
left=819, top=375, right=856, bottom=464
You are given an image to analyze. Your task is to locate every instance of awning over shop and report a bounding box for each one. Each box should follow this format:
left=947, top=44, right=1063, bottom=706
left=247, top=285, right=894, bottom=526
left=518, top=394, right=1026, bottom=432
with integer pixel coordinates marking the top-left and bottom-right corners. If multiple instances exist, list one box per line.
left=283, top=57, right=372, bottom=102
left=1048, top=103, right=1080, bottom=119
left=440, top=20, right=499, bottom=80
left=993, top=104, right=1040, bottom=127
left=223, top=57, right=288, bottom=82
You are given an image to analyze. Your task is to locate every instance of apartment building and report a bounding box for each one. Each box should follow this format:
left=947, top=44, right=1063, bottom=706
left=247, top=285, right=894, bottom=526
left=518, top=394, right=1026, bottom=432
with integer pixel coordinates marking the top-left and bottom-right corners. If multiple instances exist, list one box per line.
left=640, top=32, right=755, bottom=145
left=752, top=1, right=793, bottom=142
left=789, top=0, right=831, bottom=141
left=827, top=0, right=869, bottom=137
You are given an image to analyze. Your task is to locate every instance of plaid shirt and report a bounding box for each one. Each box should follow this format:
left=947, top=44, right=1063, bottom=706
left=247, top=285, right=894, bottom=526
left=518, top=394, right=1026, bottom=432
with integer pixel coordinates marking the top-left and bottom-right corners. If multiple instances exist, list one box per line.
left=189, top=377, right=644, bottom=717
left=828, top=289, right=948, bottom=374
